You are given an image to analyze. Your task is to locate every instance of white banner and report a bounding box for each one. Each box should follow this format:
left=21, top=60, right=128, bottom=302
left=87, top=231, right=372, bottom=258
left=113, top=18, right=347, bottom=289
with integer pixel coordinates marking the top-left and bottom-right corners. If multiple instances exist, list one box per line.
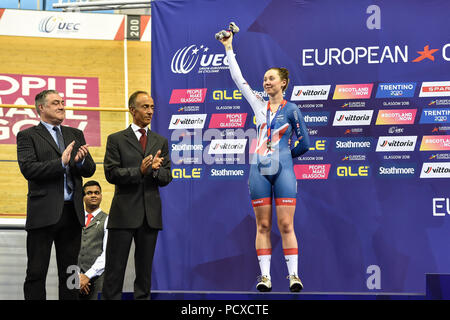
left=0, top=9, right=125, bottom=40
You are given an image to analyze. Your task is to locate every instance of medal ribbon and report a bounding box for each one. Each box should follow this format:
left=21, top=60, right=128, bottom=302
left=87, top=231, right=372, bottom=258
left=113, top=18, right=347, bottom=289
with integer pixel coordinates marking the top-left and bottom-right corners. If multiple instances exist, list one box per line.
left=266, top=99, right=287, bottom=150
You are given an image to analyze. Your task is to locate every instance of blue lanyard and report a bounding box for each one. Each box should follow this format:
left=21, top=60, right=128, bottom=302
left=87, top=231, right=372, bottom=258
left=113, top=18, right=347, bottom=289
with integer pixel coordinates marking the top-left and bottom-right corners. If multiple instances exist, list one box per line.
left=266, top=99, right=287, bottom=150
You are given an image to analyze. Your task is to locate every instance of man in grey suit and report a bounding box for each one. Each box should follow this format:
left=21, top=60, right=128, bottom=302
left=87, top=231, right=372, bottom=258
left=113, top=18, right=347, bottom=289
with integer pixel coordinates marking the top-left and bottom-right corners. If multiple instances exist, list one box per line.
left=102, top=90, right=172, bottom=300
left=17, top=89, right=96, bottom=300
left=78, top=180, right=108, bottom=300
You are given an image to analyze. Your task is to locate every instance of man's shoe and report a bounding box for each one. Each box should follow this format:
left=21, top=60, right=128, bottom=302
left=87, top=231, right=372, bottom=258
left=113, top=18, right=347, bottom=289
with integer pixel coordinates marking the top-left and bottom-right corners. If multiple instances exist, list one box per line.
left=256, top=275, right=272, bottom=292
left=287, top=275, right=303, bottom=292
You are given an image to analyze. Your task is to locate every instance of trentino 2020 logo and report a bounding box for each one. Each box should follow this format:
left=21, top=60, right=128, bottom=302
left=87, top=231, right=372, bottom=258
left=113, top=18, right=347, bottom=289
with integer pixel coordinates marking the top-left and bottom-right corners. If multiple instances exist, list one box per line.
left=171, top=44, right=229, bottom=74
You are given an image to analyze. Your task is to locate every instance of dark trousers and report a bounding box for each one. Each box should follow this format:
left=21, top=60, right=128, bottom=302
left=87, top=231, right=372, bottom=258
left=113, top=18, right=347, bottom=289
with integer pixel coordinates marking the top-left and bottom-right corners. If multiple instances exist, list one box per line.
left=102, top=218, right=159, bottom=300
left=23, top=202, right=81, bottom=300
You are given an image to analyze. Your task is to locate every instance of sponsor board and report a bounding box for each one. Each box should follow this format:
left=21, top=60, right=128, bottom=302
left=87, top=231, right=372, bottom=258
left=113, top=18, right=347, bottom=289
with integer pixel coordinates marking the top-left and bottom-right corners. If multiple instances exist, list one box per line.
left=208, top=139, right=247, bottom=154
left=419, top=108, right=450, bottom=124
left=0, top=9, right=125, bottom=40
left=419, top=81, right=450, bottom=97
left=209, top=113, right=247, bottom=128
left=420, top=135, right=450, bottom=151
left=377, top=164, right=416, bottom=178
left=303, top=111, right=330, bottom=126
left=210, top=89, right=242, bottom=101
left=290, top=85, right=331, bottom=101
left=172, top=167, right=203, bottom=179
left=376, top=136, right=417, bottom=152
left=307, top=138, right=328, bottom=152
left=334, top=137, right=373, bottom=152
left=375, top=82, right=416, bottom=98
left=0, top=73, right=100, bottom=145
left=335, top=165, right=371, bottom=178
left=333, top=84, right=373, bottom=100
left=169, top=114, right=207, bottom=129
left=294, top=164, right=331, bottom=180
left=420, top=162, right=450, bottom=178
left=208, top=166, right=246, bottom=179
left=375, top=109, right=417, bottom=125
left=333, top=110, right=373, bottom=126
left=169, top=88, right=207, bottom=104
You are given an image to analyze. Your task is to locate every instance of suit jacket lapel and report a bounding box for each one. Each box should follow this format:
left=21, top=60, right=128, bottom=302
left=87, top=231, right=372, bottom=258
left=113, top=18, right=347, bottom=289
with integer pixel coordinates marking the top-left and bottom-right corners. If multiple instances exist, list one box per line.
left=124, top=125, right=145, bottom=156
left=145, top=130, right=159, bottom=156
left=60, top=125, right=75, bottom=148
left=35, top=122, right=62, bottom=155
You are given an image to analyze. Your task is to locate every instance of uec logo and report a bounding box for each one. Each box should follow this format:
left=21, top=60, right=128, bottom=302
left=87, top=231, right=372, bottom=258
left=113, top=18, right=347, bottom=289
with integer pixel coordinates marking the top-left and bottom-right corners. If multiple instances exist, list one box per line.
left=171, top=44, right=228, bottom=74
left=39, top=16, right=80, bottom=33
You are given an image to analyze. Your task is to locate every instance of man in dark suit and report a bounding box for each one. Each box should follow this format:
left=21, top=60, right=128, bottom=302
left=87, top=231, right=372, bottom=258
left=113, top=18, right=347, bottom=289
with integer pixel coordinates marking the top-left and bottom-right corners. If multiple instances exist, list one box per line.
left=102, top=90, right=172, bottom=300
left=17, top=89, right=96, bottom=300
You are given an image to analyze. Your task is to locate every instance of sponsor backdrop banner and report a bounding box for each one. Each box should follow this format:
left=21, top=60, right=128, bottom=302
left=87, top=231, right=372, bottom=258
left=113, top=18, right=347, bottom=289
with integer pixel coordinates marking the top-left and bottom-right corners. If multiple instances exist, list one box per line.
left=0, top=73, right=100, bottom=146
left=152, top=0, right=450, bottom=293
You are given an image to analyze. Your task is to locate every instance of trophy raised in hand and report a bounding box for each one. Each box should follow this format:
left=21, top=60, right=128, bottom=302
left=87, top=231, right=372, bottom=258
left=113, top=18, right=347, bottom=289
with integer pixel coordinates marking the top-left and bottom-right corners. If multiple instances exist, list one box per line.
left=215, top=21, right=240, bottom=40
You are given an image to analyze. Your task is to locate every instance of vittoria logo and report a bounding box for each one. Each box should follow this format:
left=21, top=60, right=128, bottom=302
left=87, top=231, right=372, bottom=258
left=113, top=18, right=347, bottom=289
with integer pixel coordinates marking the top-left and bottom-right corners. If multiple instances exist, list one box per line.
left=376, top=136, right=417, bottom=152
left=420, top=162, right=450, bottom=178
left=333, top=110, right=373, bottom=126
left=208, top=139, right=247, bottom=154
left=169, top=114, right=207, bottom=129
left=290, top=85, right=331, bottom=101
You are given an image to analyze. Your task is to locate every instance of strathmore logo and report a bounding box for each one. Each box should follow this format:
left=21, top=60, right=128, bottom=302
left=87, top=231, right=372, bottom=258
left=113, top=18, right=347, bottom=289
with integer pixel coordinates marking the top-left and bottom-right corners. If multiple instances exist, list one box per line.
left=171, top=44, right=229, bottom=74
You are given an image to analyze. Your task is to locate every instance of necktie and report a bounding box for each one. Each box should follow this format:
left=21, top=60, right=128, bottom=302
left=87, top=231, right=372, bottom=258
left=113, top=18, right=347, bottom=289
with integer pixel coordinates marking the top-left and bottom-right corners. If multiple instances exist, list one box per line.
left=53, top=126, right=74, bottom=193
left=138, top=128, right=147, bottom=151
left=85, top=213, right=94, bottom=227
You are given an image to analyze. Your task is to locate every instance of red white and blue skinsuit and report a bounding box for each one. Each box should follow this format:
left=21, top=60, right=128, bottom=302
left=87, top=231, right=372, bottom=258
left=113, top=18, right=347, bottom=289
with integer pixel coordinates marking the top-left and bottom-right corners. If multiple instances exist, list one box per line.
left=226, top=49, right=310, bottom=207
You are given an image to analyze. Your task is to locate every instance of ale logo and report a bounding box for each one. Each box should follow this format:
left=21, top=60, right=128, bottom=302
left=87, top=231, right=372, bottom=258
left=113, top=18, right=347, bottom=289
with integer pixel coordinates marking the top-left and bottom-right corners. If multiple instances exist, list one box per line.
left=172, top=168, right=202, bottom=179
left=336, top=165, right=370, bottom=178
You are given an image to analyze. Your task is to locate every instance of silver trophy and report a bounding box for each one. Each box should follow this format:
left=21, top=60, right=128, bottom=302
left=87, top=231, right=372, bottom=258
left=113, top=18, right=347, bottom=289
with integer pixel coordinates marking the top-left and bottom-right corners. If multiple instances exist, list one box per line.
left=215, top=21, right=240, bottom=40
